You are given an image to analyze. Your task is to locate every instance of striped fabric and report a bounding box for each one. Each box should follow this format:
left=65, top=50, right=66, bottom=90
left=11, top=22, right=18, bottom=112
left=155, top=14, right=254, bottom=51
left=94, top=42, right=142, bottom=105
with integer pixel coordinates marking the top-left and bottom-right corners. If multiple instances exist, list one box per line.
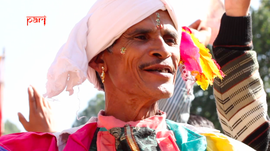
left=213, top=48, right=270, bottom=150
left=158, top=68, right=194, bottom=123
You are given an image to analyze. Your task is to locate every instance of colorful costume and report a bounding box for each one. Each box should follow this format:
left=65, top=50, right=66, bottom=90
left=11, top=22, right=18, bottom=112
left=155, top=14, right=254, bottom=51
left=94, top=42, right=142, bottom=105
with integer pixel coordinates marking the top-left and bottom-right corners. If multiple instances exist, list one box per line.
left=0, top=111, right=253, bottom=151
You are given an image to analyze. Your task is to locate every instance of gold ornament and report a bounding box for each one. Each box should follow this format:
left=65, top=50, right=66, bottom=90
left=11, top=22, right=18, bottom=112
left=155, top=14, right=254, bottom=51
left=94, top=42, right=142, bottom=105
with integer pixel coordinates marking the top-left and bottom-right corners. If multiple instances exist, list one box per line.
left=101, top=66, right=105, bottom=83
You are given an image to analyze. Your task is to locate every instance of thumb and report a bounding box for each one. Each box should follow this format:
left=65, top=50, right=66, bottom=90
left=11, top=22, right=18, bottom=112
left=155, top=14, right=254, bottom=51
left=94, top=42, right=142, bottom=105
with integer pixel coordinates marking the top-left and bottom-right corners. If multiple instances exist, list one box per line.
left=18, top=112, right=29, bottom=131
left=189, top=19, right=202, bottom=30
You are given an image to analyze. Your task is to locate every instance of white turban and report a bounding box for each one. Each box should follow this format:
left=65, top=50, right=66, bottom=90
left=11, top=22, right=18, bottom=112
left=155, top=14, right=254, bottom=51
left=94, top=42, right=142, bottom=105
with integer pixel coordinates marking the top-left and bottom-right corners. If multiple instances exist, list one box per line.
left=45, top=0, right=180, bottom=98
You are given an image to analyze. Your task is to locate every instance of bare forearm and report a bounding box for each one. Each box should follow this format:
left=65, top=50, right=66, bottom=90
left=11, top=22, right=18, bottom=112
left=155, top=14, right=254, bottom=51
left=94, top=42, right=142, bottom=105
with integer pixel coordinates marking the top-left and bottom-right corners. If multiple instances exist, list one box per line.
left=225, top=0, right=250, bottom=17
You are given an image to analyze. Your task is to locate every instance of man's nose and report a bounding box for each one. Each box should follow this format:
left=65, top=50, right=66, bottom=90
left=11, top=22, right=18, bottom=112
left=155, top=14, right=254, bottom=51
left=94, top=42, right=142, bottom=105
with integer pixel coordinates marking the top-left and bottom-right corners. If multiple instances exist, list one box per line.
left=149, top=37, right=171, bottom=59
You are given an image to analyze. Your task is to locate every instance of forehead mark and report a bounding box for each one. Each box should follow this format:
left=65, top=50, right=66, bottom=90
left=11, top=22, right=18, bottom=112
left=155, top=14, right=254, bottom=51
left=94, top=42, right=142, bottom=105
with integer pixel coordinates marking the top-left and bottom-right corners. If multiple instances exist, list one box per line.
left=156, top=13, right=163, bottom=30
left=120, top=47, right=126, bottom=54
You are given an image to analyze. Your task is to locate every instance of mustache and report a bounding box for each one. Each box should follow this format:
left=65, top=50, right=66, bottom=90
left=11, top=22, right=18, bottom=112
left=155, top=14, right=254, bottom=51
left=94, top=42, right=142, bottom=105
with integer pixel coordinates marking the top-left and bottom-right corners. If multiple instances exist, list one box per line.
left=139, top=59, right=176, bottom=72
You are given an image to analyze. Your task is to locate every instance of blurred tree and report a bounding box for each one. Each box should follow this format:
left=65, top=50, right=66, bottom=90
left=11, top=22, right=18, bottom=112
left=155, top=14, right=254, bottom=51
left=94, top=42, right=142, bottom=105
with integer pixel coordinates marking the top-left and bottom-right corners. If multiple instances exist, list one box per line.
left=72, top=93, right=105, bottom=127
left=251, top=0, right=270, bottom=109
left=3, top=120, right=20, bottom=135
left=190, top=85, right=222, bottom=130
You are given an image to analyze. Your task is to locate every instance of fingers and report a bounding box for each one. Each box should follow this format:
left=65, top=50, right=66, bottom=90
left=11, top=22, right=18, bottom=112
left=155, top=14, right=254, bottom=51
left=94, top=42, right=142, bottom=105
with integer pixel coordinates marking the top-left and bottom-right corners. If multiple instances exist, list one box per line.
left=200, top=26, right=210, bottom=31
left=43, top=98, right=49, bottom=108
left=201, top=27, right=212, bottom=46
left=18, top=112, right=29, bottom=131
left=189, top=19, right=202, bottom=30
left=189, top=23, right=212, bottom=46
left=28, top=86, right=36, bottom=109
left=31, top=85, right=43, bottom=109
left=46, top=100, right=52, bottom=109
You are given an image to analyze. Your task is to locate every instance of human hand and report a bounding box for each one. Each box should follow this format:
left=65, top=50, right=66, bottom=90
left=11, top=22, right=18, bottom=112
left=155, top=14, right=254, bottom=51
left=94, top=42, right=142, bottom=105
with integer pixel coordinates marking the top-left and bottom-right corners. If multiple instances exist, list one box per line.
left=203, top=0, right=224, bottom=45
left=225, top=0, right=251, bottom=16
left=189, top=20, right=212, bottom=46
left=18, top=86, right=57, bottom=132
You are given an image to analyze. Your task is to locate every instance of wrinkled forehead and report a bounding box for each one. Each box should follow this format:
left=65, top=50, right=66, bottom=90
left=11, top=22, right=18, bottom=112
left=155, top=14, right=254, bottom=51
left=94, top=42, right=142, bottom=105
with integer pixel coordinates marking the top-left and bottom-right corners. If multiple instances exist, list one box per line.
left=119, top=10, right=181, bottom=43
left=124, top=10, right=178, bottom=33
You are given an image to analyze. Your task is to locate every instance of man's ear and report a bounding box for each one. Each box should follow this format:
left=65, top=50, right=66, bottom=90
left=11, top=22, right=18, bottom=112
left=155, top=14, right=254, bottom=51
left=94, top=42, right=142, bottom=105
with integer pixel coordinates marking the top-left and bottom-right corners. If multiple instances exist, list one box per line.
left=88, top=51, right=104, bottom=73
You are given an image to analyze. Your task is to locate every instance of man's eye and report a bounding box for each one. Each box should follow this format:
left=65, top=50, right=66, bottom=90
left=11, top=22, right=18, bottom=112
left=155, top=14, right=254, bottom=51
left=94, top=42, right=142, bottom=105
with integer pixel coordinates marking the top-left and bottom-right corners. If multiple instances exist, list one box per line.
left=163, top=35, right=177, bottom=46
left=135, top=35, right=147, bottom=40
left=164, top=38, right=176, bottom=45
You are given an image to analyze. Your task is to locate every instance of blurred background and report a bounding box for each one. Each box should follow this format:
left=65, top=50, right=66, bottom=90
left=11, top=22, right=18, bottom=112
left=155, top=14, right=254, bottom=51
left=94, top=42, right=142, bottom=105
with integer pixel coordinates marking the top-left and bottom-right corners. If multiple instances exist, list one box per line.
left=0, top=0, right=263, bottom=134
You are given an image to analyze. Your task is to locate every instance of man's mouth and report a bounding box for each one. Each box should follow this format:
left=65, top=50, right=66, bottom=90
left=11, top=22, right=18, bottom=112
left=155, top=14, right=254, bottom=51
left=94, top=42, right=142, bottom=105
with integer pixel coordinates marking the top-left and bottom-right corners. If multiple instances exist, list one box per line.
left=145, top=67, right=172, bottom=73
left=143, top=65, right=174, bottom=74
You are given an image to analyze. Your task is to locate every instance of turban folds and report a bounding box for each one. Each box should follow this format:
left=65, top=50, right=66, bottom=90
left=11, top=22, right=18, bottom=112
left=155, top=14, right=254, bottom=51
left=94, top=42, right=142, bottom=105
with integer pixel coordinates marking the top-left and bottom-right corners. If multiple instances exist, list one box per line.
left=45, top=0, right=180, bottom=98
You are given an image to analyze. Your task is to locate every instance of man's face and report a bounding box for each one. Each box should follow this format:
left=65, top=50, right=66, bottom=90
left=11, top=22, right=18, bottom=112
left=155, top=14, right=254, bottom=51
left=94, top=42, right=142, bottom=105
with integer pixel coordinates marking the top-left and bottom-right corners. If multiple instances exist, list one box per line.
left=103, top=10, right=180, bottom=100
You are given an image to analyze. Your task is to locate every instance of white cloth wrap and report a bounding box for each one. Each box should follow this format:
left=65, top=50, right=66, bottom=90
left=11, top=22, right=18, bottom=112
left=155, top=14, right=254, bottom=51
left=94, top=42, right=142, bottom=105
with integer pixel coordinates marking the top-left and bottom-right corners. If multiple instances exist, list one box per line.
left=45, top=0, right=179, bottom=98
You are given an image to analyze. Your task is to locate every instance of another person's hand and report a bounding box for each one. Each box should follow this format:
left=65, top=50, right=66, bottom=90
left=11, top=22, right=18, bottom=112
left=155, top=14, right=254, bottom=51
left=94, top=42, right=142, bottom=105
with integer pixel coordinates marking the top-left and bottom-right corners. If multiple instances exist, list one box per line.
left=189, top=19, right=212, bottom=46
left=18, top=86, right=57, bottom=132
left=225, top=0, right=251, bottom=16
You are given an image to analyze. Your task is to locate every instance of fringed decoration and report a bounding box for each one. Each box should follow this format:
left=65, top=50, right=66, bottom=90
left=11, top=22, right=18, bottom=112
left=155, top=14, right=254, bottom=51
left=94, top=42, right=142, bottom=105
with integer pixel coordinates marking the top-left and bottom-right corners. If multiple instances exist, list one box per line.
left=180, top=26, right=225, bottom=90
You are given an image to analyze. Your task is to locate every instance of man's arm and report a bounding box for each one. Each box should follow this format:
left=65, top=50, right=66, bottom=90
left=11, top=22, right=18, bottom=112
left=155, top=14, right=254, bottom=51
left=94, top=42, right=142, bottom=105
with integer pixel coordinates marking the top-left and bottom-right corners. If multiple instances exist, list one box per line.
left=213, top=0, right=270, bottom=150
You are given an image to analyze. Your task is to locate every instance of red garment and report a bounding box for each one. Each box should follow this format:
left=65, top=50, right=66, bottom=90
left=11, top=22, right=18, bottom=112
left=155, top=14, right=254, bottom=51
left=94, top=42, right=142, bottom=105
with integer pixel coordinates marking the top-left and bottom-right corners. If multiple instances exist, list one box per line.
left=0, top=132, right=58, bottom=151
left=0, top=123, right=97, bottom=151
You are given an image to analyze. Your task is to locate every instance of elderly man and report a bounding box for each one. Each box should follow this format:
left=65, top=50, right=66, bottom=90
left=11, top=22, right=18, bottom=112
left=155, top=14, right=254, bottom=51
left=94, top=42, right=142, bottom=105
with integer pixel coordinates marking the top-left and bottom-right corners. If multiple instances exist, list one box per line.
left=17, top=1, right=222, bottom=132
left=0, top=0, right=256, bottom=150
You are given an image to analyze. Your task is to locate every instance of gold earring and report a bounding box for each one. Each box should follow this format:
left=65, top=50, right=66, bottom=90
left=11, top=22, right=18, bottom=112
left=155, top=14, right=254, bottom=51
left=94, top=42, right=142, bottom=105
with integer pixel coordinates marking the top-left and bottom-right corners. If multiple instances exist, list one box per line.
left=101, top=66, right=105, bottom=83
left=120, top=47, right=126, bottom=54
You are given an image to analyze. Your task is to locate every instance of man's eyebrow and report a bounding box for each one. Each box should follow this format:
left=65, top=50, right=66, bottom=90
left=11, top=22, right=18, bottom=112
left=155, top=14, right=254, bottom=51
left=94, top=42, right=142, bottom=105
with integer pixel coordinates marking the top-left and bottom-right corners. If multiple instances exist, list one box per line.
left=127, top=28, right=154, bottom=36
left=126, top=27, right=179, bottom=39
left=164, top=29, right=179, bottom=40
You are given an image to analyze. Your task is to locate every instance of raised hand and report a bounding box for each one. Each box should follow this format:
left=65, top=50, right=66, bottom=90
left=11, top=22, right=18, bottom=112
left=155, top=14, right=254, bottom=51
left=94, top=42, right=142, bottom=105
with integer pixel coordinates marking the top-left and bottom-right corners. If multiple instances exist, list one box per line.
left=189, top=19, right=212, bottom=46
left=18, top=86, right=57, bottom=132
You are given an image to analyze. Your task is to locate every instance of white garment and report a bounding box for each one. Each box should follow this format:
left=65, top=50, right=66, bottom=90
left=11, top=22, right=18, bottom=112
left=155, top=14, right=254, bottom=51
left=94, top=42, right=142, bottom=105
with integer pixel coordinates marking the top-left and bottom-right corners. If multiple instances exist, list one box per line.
left=45, top=0, right=180, bottom=98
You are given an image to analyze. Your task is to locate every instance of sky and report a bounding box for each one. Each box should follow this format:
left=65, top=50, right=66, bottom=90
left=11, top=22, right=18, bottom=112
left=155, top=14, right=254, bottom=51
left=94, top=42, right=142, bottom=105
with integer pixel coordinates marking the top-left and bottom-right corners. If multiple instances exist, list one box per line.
left=0, top=0, right=261, bottom=132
